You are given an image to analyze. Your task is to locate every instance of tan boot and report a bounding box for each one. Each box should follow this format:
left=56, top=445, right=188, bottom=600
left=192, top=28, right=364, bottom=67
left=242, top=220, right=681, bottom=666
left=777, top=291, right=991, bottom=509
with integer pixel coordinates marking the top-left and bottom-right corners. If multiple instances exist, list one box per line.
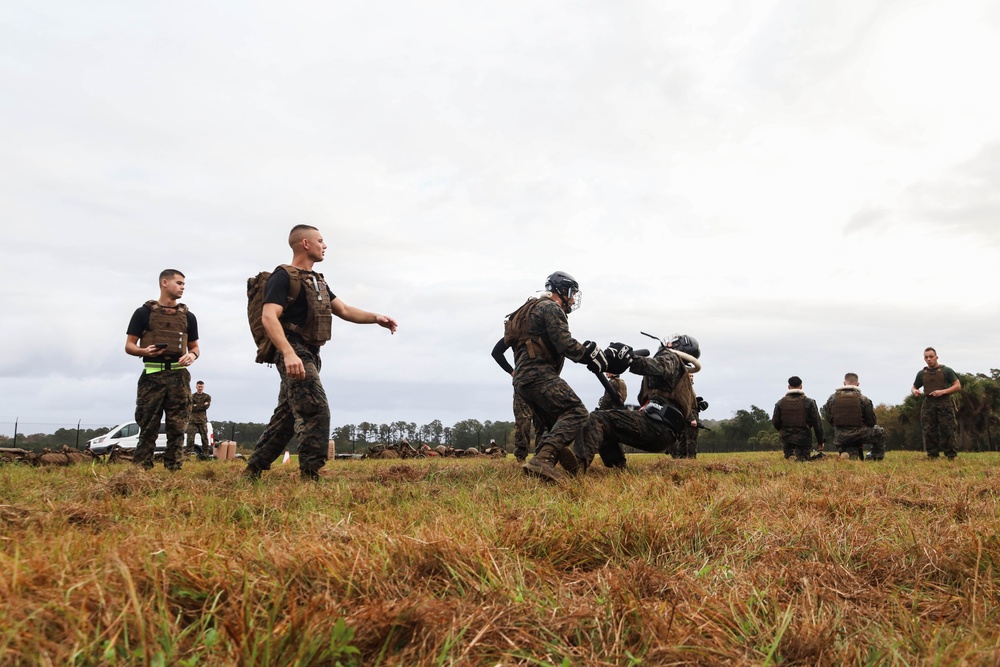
left=557, top=447, right=582, bottom=476
left=523, top=444, right=565, bottom=482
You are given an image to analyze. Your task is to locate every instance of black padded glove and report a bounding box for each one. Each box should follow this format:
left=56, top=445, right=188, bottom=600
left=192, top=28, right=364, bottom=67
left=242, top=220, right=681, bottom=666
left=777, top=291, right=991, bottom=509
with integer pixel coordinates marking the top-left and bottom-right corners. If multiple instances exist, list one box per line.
left=604, top=342, right=634, bottom=375
left=697, top=397, right=709, bottom=412
left=582, top=340, right=608, bottom=374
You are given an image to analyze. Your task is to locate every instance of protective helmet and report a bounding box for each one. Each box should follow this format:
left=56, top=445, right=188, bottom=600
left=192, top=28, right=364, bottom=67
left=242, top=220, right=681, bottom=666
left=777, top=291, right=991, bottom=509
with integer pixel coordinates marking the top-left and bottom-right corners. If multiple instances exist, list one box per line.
left=545, top=271, right=581, bottom=312
left=666, top=334, right=700, bottom=359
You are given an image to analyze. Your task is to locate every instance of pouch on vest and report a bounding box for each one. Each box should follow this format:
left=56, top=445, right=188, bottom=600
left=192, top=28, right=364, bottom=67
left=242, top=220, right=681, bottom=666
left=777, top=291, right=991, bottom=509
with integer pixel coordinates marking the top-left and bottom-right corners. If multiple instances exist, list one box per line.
left=139, top=330, right=188, bottom=357
left=140, top=301, right=188, bottom=357
left=640, top=400, right=688, bottom=435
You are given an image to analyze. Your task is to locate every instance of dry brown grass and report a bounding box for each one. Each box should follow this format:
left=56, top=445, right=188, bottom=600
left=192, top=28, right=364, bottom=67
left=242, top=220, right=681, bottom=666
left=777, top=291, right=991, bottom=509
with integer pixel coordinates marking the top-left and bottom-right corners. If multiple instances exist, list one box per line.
left=2, top=452, right=1000, bottom=665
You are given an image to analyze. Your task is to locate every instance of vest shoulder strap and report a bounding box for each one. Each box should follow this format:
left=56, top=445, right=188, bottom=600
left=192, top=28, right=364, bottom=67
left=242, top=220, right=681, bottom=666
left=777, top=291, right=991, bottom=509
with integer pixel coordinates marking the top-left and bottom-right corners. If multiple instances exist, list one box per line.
left=276, top=264, right=303, bottom=304
left=144, top=300, right=188, bottom=314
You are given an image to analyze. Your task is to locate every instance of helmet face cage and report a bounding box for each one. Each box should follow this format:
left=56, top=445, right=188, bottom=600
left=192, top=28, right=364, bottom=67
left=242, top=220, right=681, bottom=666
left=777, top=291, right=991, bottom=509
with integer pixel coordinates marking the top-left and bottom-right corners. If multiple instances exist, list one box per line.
left=566, top=287, right=581, bottom=312
left=545, top=271, right=581, bottom=312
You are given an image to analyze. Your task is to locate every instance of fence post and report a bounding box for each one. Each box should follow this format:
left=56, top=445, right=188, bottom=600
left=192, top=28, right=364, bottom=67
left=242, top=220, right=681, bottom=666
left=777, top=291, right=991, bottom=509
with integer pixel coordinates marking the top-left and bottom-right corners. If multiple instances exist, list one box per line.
left=76, top=419, right=82, bottom=450
left=13, top=418, right=17, bottom=449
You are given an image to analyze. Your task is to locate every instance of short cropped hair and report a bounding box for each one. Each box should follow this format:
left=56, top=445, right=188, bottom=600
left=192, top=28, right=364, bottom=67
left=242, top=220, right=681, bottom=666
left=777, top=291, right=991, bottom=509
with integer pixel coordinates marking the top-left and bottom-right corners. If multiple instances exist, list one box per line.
left=289, top=224, right=319, bottom=247
left=844, top=372, right=859, bottom=384
left=787, top=376, right=802, bottom=388
left=159, top=269, right=185, bottom=282
left=924, top=347, right=937, bottom=355
left=196, top=381, right=205, bottom=385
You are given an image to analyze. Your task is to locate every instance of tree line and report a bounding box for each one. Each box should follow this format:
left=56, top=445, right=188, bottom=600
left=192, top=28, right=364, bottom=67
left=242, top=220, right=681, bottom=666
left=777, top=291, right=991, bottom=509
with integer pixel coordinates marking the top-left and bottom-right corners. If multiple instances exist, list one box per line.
left=209, top=418, right=516, bottom=453
left=5, top=370, right=999, bottom=455
left=696, top=370, right=1000, bottom=454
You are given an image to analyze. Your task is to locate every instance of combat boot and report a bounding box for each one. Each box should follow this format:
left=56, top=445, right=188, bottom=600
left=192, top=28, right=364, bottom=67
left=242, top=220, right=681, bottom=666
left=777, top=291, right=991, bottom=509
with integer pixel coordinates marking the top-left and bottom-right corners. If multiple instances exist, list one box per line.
left=241, top=464, right=263, bottom=482
left=557, top=447, right=582, bottom=477
left=523, top=444, right=565, bottom=482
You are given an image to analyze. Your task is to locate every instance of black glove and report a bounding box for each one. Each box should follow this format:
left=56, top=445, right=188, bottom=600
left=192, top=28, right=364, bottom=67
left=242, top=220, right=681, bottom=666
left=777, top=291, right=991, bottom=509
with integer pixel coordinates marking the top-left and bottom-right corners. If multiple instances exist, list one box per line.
left=603, top=342, right=634, bottom=375
left=581, top=340, right=608, bottom=374
left=697, top=397, right=709, bottom=412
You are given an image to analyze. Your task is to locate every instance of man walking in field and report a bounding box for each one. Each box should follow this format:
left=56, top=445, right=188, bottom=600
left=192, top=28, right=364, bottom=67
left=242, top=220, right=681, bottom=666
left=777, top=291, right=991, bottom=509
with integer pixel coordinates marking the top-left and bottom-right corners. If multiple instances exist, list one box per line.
left=911, top=347, right=962, bottom=459
left=823, top=373, right=886, bottom=460
left=244, top=225, right=397, bottom=482
left=125, top=269, right=201, bottom=471
left=772, top=376, right=825, bottom=461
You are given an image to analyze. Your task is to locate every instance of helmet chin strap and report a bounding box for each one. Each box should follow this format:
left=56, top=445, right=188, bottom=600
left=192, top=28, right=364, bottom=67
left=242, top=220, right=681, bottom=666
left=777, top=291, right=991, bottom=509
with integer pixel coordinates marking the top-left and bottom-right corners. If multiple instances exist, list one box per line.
left=555, top=290, right=572, bottom=314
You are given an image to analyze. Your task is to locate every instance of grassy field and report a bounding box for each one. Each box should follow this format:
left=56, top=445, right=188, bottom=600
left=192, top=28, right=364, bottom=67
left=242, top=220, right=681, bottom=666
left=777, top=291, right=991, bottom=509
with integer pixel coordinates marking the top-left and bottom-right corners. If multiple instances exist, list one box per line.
left=2, top=451, right=999, bottom=666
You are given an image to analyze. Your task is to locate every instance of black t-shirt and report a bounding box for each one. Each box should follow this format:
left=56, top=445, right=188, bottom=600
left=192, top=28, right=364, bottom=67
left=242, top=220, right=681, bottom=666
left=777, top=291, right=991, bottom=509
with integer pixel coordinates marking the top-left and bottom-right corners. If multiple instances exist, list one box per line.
left=126, top=304, right=199, bottom=363
left=264, top=267, right=336, bottom=329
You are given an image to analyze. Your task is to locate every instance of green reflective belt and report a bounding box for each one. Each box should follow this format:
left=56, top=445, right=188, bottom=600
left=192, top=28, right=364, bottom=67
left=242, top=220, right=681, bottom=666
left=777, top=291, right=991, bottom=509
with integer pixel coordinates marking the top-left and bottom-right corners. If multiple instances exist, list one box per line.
left=144, top=361, right=184, bottom=374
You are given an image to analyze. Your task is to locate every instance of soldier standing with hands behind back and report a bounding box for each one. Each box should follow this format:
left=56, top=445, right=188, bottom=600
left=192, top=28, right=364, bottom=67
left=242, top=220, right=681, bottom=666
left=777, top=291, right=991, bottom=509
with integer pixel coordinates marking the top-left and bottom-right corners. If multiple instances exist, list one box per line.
left=125, top=269, right=200, bottom=471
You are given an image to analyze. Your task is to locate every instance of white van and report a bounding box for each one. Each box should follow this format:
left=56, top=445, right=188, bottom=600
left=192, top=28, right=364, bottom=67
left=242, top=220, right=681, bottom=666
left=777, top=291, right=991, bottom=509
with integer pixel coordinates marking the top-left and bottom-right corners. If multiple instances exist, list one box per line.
left=88, top=421, right=214, bottom=456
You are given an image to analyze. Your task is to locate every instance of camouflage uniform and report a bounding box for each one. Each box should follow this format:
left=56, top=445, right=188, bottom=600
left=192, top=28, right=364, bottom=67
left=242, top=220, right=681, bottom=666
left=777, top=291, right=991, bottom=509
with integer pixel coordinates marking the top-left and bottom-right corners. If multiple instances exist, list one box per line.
left=576, top=347, right=692, bottom=470
left=676, top=392, right=703, bottom=459
left=512, top=391, right=535, bottom=462
left=186, top=391, right=211, bottom=457
left=126, top=300, right=198, bottom=470
left=822, top=386, right=886, bottom=460
left=248, top=266, right=337, bottom=479
left=772, top=390, right=825, bottom=461
left=248, top=343, right=330, bottom=475
left=134, top=368, right=192, bottom=469
left=511, top=297, right=592, bottom=477
left=913, top=365, right=960, bottom=459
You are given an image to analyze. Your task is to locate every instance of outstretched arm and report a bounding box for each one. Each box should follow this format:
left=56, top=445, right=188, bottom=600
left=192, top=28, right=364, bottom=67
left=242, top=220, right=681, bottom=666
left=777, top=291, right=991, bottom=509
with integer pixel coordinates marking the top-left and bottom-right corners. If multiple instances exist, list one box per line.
left=331, top=297, right=397, bottom=333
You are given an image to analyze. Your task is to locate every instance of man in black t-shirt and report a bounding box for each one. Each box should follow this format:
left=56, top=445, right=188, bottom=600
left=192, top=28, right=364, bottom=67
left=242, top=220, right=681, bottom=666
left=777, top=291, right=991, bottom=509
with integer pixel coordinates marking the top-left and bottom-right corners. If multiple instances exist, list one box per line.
left=911, top=347, right=962, bottom=459
left=244, top=225, right=398, bottom=482
left=125, top=269, right=201, bottom=470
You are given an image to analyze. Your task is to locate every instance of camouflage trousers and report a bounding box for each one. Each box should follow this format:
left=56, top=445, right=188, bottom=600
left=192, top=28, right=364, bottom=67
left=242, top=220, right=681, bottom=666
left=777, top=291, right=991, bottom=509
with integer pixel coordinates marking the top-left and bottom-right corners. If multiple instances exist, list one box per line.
left=248, top=344, right=330, bottom=475
left=186, top=417, right=210, bottom=458
left=673, top=423, right=699, bottom=459
left=921, top=399, right=958, bottom=458
left=576, top=409, right=676, bottom=470
left=833, top=425, right=887, bottom=459
left=134, top=368, right=191, bottom=469
left=780, top=428, right=815, bottom=460
left=513, top=369, right=588, bottom=460
left=512, top=391, right=534, bottom=462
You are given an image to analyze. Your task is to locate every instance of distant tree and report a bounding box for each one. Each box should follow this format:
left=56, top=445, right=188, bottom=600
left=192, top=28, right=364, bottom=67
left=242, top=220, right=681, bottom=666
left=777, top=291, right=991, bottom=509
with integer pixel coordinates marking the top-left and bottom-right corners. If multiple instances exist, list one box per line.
left=450, top=419, right=484, bottom=449
left=357, top=422, right=376, bottom=444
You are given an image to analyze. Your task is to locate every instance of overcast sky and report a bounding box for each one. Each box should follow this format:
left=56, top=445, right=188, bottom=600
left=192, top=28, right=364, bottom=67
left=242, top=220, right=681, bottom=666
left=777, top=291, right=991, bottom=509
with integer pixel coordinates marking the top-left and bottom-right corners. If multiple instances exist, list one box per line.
left=2, top=0, right=999, bottom=437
